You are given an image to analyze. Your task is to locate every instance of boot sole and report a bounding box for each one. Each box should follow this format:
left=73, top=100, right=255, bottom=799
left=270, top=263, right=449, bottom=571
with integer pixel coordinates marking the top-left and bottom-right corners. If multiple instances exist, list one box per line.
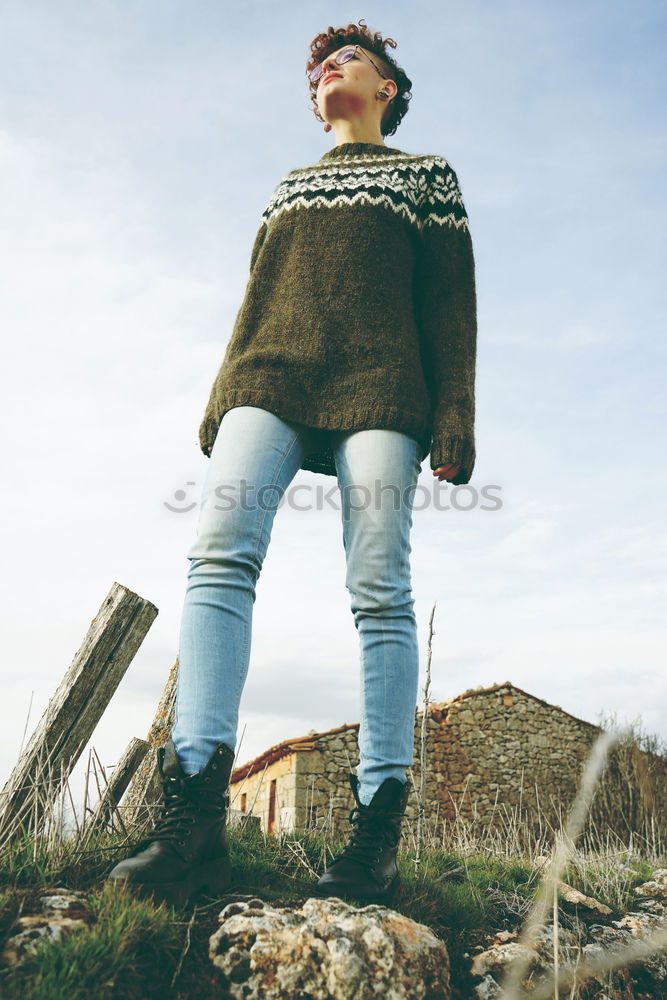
left=314, top=872, right=399, bottom=905
left=109, top=853, right=232, bottom=909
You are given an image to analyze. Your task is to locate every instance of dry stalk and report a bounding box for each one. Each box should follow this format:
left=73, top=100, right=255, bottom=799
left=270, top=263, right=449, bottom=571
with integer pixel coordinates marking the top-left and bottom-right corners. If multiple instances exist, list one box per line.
left=281, top=837, right=320, bottom=880
left=527, top=922, right=667, bottom=1000
left=498, top=725, right=625, bottom=1000
left=170, top=903, right=198, bottom=988
left=414, top=601, right=436, bottom=876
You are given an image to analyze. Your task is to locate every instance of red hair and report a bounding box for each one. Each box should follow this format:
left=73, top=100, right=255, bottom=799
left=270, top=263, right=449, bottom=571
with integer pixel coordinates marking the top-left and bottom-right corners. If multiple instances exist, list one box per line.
left=305, top=18, right=413, bottom=137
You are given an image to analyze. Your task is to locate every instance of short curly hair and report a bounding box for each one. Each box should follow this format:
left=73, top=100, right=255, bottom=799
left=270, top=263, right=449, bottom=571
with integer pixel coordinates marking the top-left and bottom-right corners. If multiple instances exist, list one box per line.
left=305, top=18, right=412, bottom=138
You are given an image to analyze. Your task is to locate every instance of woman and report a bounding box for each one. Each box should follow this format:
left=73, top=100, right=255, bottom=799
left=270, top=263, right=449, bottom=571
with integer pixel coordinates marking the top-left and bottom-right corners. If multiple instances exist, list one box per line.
left=107, top=18, right=477, bottom=909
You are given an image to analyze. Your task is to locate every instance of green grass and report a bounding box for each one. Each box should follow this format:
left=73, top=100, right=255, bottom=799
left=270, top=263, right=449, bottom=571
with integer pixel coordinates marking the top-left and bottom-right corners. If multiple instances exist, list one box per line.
left=2, top=711, right=666, bottom=999
left=0, top=812, right=663, bottom=1000
left=1, top=881, right=181, bottom=1000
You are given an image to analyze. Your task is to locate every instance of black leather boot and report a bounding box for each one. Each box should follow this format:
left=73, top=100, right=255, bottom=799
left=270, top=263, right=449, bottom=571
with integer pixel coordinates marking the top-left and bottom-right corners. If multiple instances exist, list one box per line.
left=106, top=737, right=235, bottom=909
left=315, top=772, right=411, bottom=904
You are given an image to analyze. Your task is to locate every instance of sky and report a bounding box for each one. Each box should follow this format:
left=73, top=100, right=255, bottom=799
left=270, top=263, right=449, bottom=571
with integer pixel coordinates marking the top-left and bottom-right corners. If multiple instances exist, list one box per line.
left=1, top=0, right=665, bottom=822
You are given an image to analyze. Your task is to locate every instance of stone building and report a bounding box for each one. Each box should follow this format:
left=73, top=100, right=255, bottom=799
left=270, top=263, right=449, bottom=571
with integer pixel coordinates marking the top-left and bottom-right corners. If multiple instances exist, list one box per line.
left=228, top=680, right=667, bottom=845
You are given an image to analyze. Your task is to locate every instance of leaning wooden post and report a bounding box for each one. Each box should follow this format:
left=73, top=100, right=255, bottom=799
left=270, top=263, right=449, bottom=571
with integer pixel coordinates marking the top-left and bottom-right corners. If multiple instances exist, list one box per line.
left=80, top=737, right=150, bottom=844
left=0, top=583, right=158, bottom=850
left=119, top=657, right=179, bottom=835
left=116, top=659, right=252, bottom=835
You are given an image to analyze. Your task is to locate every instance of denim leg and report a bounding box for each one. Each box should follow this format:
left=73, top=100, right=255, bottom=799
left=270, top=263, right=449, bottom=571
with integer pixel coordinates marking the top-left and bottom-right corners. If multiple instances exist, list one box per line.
left=332, top=429, right=423, bottom=805
left=173, top=405, right=323, bottom=774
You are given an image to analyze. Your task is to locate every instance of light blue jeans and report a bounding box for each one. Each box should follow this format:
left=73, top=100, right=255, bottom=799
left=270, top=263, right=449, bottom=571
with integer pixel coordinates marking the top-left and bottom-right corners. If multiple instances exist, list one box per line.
left=173, top=405, right=422, bottom=805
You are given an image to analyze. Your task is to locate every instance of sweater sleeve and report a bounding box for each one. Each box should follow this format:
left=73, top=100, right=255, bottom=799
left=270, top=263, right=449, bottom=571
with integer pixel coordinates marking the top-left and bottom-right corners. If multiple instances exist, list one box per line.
left=414, top=159, right=478, bottom=485
left=198, top=222, right=268, bottom=458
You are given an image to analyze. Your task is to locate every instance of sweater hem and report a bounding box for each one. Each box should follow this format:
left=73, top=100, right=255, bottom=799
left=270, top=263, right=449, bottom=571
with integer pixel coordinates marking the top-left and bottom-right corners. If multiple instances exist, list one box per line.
left=216, top=389, right=428, bottom=432
left=199, top=388, right=433, bottom=477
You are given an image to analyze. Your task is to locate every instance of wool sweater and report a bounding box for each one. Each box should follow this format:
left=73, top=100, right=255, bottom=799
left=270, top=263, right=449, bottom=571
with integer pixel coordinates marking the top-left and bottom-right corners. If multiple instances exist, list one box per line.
left=198, top=141, right=478, bottom=483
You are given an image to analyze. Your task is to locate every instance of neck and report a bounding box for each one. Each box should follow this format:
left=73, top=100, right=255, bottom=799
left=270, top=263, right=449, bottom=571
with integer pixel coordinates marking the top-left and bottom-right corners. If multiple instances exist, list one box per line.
left=328, top=118, right=386, bottom=147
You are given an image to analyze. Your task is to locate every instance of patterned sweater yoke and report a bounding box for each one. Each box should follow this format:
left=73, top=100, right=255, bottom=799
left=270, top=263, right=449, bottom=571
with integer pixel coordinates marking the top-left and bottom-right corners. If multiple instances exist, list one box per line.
left=198, top=141, right=478, bottom=484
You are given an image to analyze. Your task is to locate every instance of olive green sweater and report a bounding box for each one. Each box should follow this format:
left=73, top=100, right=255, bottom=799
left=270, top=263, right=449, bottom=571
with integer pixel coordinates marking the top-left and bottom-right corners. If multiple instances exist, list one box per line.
left=198, top=141, right=478, bottom=483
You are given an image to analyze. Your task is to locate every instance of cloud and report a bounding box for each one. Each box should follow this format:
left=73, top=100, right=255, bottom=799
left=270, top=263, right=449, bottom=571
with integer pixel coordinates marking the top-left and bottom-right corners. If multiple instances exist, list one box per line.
left=1, top=0, right=665, bottom=801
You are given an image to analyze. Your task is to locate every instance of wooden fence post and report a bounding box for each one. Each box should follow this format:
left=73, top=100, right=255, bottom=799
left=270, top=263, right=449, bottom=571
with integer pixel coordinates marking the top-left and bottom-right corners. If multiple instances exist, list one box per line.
left=0, top=582, right=158, bottom=850
left=103, top=658, right=258, bottom=839
left=118, top=658, right=179, bottom=835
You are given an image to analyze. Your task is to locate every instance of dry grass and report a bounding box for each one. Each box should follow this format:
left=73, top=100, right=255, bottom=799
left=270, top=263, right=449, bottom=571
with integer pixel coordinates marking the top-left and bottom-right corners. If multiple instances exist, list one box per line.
left=2, top=613, right=667, bottom=998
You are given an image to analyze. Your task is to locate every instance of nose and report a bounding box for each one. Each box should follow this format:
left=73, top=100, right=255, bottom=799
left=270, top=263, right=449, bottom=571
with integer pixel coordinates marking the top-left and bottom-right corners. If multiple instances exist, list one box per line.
left=321, top=54, right=341, bottom=78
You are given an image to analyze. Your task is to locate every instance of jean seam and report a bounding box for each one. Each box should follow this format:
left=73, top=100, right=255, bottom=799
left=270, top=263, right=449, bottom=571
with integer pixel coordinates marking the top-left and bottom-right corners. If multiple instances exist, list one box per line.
left=341, top=434, right=421, bottom=792
left=244, top=430, right=301, bottom=670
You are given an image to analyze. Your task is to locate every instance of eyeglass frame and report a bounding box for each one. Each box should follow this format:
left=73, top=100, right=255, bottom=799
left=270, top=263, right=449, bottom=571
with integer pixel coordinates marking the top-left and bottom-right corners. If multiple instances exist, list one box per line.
left=308, top=44, right=390, bottom=87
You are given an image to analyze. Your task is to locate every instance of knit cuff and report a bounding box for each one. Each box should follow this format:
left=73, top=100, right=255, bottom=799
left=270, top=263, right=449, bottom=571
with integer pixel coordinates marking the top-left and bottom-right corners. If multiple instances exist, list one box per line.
left=198, top=412, right=220, bottom=459
left=430, top=434, right=476, bottom=485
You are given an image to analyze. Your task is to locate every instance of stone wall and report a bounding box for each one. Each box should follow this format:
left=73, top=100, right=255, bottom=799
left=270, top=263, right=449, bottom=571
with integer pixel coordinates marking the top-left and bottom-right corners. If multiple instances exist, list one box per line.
left=424, top=682, right=667, bottom=844
left=295, top=736, right=362, bottom=837
left=230, top=754, right=295, bottom=837
left=296, top=682, right=667, bottom=845
left=230, top=682, right=667, bottom=845
left=424, top=682, right=604, bottom=829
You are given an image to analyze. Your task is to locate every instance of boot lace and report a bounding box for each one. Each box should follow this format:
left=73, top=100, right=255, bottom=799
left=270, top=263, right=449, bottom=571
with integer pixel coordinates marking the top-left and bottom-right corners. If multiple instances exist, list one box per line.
left=334, top=804, right=399, bottom=870
left=131, top=775, right=221, bottom=855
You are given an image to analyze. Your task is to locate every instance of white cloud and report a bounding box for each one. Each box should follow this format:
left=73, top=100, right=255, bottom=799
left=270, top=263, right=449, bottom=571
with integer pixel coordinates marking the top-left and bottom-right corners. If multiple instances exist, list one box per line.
left=1, top=0, right=665, bottom=804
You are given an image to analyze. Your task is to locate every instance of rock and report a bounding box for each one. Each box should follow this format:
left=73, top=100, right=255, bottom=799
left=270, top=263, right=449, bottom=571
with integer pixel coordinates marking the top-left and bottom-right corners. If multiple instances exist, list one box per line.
left=0, top=887, right=95, bottom=967
left=494, top=930, right=517, bottom=942
left=557, top=881, right=613, bottom=916
left=208, top=895, right=451, bottom=999
left=470, top=938, right=546, bottom=982
left=473, top=973, right=503, bottom=998
left=633, top=868, right=667, bottom=918
left=582, top=913, right=667, bottom=997
left=634, top=869, right=667, bottom=897
left=471, top=923, right=584, bottom=993
left=610, top=911, right=667, bottom=984
left=470, top=880, right=667, bottom=999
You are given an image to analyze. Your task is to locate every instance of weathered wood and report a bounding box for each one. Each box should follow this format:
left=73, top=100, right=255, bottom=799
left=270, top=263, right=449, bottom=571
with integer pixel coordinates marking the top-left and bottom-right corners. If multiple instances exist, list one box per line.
left=0, top=582, right=158, bottom=848
left=80, top=737, right=149, bottom=842
left=119, top=658, right=178, bottom=834
left=117, top=658, right=254, bottom=835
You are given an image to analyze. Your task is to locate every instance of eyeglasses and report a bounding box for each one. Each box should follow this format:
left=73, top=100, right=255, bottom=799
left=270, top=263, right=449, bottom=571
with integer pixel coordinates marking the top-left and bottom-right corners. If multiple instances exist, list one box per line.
left=308, top=44, right=387, bottom=86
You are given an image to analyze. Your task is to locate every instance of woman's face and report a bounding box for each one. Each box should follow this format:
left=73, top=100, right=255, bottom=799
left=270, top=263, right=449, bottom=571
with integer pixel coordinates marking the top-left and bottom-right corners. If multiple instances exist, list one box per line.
left=314, top=44, right=393, bottom=125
